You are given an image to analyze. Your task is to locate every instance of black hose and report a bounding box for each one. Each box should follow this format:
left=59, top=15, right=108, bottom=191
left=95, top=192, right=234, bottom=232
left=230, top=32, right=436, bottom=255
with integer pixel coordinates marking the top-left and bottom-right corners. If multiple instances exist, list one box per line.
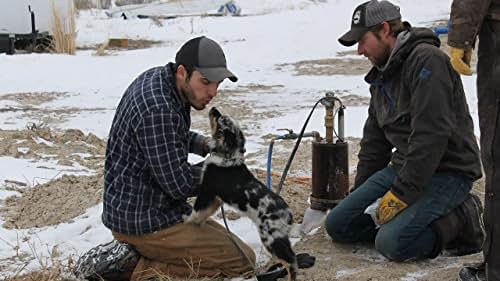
left=275, top=96, right=344, bottom=195
left=276, top=98, right=323, bottom=195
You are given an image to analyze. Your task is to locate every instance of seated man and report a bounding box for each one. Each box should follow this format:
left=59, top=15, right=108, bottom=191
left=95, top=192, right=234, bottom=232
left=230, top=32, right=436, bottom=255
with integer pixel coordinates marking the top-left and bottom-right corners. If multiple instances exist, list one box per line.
left=325, top=0, right=485, bottom=262
left=83, top=36, right=255, bottom=281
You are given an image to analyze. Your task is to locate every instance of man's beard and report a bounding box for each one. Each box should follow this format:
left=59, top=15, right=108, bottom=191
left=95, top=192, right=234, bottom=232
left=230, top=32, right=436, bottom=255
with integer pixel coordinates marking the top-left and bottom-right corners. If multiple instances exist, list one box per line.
left=372, top=43, right=392, bottom=67
left=181, top=84, right=205, bottom=110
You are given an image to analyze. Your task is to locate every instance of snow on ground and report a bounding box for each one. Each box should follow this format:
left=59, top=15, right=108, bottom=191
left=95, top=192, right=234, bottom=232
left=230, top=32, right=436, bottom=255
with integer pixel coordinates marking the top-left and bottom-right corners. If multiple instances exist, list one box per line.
left=0, top=0, right=480, bottom=279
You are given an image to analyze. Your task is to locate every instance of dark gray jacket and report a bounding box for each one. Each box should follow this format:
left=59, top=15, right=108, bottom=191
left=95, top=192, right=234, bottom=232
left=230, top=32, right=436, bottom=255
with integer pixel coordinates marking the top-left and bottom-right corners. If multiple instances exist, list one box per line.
left=449, top=1, right=500, bottom=276
left=354, top=27, right=482, bottom=204
left=448, top=0, right=500, bottom=49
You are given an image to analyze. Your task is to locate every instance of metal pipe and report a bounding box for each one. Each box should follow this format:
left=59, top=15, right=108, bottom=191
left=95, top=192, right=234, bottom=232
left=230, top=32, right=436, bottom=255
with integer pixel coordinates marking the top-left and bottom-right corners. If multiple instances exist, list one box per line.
left=325, top=106, right=334, bottom=143
left=266, top=130, right=320, bottom=190
left=338, top=106, right=345, bottom=142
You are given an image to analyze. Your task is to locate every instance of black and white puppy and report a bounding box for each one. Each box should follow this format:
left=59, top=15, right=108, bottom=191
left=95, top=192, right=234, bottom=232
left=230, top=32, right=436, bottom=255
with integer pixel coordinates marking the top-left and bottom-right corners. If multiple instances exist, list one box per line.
left=185, top=107, right=298, bottom=281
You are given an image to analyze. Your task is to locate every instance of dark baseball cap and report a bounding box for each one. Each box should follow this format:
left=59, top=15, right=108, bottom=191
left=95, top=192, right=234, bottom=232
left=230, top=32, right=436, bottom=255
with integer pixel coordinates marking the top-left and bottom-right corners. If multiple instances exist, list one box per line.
left=175, top=36, right=238, bottom=82
left=338, top=0, right=401, bottom=47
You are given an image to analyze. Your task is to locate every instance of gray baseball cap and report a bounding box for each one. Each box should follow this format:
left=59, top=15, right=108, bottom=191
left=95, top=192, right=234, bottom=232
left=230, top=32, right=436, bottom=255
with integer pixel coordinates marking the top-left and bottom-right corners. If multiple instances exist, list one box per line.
left=338, top=0, right=401, bottom=47
left=175, top=36, right=237, bottom=82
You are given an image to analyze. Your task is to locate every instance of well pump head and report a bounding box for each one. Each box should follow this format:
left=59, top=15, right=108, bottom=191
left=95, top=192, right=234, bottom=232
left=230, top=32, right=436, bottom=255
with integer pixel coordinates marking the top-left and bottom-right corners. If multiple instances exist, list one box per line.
left=320, top=91, right=346, bottom=143
left=320, top=91, right=337, bottom=109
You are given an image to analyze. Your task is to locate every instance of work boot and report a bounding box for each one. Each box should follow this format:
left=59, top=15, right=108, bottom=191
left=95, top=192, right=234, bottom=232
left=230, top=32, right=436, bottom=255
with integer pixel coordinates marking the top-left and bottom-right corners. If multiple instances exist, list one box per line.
left=457, top=262, right=486, bottom=281
left=431, top=193, right=485, bottom=257
left=445, top=193, right=485, bottom=256
left=73, top=239, right=139, bottom=281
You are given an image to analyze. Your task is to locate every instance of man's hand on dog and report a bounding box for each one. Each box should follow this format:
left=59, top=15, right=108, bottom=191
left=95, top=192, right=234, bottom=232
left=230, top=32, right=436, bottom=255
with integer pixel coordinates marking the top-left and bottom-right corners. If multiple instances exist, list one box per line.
left=202, top=136, right=211, bottom=156
left=376, top=191, right=408, bottom=225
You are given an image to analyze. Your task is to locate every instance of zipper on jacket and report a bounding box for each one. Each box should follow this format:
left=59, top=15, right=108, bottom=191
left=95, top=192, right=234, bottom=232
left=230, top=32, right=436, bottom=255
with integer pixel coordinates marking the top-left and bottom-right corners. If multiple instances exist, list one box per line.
left=372, top=80, right=394, bottom=113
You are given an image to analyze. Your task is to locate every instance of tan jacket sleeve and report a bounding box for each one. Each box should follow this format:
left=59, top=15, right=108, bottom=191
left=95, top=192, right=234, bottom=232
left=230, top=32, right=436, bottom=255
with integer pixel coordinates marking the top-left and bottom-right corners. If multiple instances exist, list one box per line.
left=448, top=0, right=492, bottom=49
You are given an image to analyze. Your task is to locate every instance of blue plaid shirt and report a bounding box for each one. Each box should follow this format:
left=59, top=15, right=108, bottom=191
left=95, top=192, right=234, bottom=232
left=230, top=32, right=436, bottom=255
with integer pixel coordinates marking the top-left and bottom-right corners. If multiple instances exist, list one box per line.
left=102, top=63, right=206, bottom=235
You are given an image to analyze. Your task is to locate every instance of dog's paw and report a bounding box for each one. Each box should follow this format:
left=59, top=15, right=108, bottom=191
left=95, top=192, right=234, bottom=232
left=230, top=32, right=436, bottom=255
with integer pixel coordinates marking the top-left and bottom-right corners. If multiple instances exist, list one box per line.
left=182, top=213, right=192, bottom=223
left=183, top=212, right=204, bottom=225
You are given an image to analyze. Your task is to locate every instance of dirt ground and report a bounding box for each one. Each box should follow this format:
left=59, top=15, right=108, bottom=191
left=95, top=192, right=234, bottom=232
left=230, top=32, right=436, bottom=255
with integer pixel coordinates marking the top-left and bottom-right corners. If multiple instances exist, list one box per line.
left=0, top=37, right=485, bottom=280
left=0, top=91, right=108, bottom=126
left=0, top=127, right=106, bottom=229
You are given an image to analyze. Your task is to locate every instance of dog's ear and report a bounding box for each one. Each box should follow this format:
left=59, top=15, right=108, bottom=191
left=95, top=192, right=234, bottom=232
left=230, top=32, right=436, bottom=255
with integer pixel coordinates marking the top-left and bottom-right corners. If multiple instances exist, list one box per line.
left=239, top=130, right=246, bottom=154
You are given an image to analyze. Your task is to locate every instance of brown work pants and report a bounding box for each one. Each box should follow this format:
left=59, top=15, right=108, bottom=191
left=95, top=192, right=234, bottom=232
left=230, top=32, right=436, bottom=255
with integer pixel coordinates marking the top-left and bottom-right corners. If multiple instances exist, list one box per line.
left=478, top=19, right=500, bottom=281
left=113, top=219, right=256, bottom=281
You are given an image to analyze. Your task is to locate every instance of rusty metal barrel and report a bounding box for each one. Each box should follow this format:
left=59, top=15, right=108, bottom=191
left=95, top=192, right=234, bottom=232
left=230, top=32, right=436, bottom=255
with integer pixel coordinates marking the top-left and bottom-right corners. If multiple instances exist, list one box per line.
left=310, top=140, right=349, bottom=211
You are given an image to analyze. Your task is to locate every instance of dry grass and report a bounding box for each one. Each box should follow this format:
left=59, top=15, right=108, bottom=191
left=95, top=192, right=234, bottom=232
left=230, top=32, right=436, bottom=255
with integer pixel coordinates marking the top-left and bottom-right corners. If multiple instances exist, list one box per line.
left=2, top=235, right=76, bottom=281
left=92, top=41, right=110, bottom=56
left=74, top=0, right=158, bottom=9
left=4, top=267, right=224, bottom=281
left=149, top=16, right=164, bottom=27
left=74, top=0, right=111, bottom=9
left=114, top=0, right=158, bottom=6
left=86, top=38, right=162, bottom=55
left=3, top=251, right=224, bottom=281
left=73, top=0, right=93, bottom=10
left=5, top=269, right=73, bottom=281
left=50, top=0, right=76, bottom=55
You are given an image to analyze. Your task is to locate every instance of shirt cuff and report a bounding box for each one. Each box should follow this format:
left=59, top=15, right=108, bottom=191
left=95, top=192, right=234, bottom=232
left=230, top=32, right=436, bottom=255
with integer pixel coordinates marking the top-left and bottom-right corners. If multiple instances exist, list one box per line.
left=190, top=134, right=209, bottom=157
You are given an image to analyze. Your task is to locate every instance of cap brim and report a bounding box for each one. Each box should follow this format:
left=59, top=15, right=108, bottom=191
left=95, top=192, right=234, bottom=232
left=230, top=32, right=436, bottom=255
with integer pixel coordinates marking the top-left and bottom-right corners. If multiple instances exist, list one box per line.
left=338, top=26, right=370, bottom=47
left=197, top=67, right=238, bottom=83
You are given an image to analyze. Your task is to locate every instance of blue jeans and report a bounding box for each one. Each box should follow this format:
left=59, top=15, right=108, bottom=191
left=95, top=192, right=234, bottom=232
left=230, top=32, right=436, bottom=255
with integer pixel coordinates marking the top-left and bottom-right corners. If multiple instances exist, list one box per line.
left=325, top=166, right=471, bottom=261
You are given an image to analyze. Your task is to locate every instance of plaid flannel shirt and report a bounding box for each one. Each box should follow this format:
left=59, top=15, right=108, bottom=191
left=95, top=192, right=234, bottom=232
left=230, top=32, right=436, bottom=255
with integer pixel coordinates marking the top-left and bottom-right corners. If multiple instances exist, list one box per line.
left=102, top=63, right=207, bottom=235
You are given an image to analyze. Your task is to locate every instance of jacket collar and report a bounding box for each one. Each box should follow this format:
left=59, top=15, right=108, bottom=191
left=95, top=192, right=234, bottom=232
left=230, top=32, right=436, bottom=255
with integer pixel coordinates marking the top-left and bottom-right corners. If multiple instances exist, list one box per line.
left=365, top=25, right=440, bottom=84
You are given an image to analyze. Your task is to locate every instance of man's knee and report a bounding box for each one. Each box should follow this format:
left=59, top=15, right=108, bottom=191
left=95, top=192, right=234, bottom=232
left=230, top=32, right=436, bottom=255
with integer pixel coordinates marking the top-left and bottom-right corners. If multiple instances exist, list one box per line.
left=240, top=242, right=256, bottom=266
left=221, top=239, right=255, bottom=277
left=375, top=228, right=408, bottom=262
left=325, top=209, right=355, bottom=243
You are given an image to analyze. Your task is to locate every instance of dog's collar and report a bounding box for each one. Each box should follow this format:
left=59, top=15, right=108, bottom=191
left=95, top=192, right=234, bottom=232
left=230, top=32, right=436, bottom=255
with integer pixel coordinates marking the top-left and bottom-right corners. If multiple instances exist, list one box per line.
left=205, top=154, right=245, bottom=167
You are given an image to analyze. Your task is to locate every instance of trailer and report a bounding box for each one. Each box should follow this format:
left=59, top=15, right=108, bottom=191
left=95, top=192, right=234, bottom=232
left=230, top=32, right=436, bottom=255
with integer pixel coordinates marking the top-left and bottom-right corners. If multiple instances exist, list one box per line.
left=0, top=0, right=72, bottom=54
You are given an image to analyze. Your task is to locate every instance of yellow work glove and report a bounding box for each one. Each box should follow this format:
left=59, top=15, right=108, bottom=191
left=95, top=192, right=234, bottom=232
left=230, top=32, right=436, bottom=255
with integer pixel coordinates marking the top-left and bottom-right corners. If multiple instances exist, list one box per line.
left=376, top=191, right=408, bottom=225
left=449, top=47, right=473, bottom=76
